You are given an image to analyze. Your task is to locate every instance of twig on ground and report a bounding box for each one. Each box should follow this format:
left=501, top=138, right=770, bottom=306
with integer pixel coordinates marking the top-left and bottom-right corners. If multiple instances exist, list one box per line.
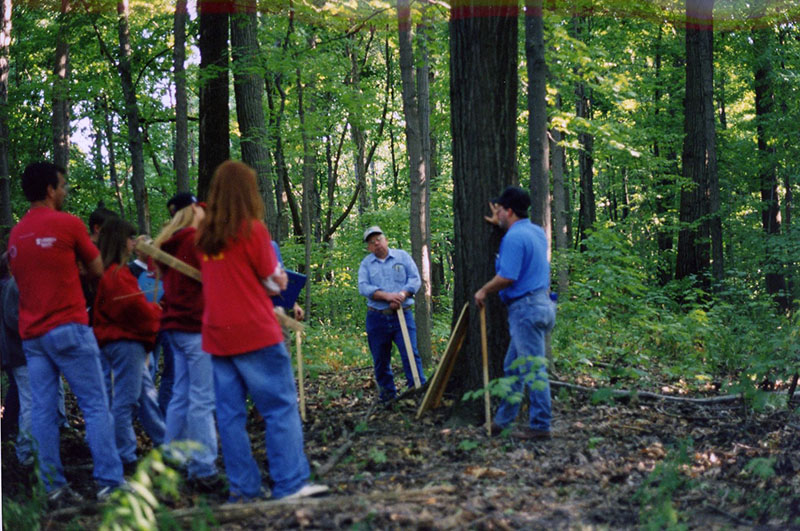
left=551, top=380, right=743, bottom=404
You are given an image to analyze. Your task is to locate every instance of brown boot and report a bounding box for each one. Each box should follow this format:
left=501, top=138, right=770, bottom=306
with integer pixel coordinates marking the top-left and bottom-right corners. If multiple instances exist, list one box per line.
left=512, top=427, right=552, bottom=440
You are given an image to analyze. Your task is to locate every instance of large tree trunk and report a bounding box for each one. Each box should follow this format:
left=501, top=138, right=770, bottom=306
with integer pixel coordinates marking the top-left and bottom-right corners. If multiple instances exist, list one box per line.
left=0, top=0, right=11, bottom=241
left=116, top=0, right=149, bottom=234
left=753, top=16, right=788, bottom=311
left=526, top=0, right=550, bottom=256
left=449, top=1, right=518, bottom=422
left=52, top=0, right=70, bottom=170
left=398, top=0, right=433, bottom=366
left=197, top=1, right=229, bottom=200
left=173, top=0, right=189, bottom=193
left=231, top=3, right=277, bottom=235
left=676, top=0, right=719, bottom=285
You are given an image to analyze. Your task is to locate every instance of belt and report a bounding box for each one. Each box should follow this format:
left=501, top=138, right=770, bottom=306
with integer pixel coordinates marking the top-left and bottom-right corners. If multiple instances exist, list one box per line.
left=506, top=290, right=548, bottom=306
left=368, top=307, right=407, bottom=315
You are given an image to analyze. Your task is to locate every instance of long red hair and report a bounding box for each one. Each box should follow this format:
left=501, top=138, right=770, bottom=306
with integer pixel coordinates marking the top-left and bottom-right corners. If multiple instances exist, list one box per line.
left=196, top=160, right=265, bottom=256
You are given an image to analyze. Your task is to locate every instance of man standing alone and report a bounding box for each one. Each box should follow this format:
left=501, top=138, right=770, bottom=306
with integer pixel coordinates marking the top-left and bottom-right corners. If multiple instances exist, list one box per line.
left=358, top=226, right=426, bottom=402
left=7, top=162, right=124, bottom=504
left=474, top=186, right=556, bottom=439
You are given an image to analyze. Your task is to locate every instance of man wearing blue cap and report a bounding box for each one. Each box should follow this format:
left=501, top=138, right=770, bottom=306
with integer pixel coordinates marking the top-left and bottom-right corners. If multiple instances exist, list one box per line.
left=358, top=226, right=426, bottom=402
left=474, top=186, right=556, bottom=440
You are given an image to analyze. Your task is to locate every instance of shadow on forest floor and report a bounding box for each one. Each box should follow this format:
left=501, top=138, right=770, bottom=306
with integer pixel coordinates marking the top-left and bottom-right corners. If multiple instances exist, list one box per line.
left=3, top=368, right=800, bottom=529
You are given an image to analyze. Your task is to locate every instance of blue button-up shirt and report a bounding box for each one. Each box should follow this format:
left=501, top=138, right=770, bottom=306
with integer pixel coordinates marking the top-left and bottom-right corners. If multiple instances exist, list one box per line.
left=358, top=248, right=421, bottom=310
left=496, top=219, right=550, bottom=304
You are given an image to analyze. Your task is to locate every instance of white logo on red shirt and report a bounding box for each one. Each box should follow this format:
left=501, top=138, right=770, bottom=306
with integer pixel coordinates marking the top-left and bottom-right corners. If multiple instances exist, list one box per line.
left=35, top=237, right=57, bottom=248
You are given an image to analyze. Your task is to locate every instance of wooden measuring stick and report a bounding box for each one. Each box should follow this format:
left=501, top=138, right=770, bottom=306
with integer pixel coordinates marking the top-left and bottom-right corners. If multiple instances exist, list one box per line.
left=296, top=331, right=306, bottom=422
left=112, top=290, right=147, bottom=301
left=480, top=305, right=491, bottom=436
left=396, top=307, right=421, bottom=389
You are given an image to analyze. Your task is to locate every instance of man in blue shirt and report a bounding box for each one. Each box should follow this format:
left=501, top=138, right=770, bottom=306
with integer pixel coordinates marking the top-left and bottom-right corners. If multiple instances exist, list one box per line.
left=358, top=226, right=426, bottom=402
left=474, top=186, right=556, bottom=440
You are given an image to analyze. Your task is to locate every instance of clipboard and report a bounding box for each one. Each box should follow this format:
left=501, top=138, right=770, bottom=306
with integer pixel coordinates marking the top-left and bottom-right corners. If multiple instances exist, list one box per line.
left=271, top=269, right=307, bottom=309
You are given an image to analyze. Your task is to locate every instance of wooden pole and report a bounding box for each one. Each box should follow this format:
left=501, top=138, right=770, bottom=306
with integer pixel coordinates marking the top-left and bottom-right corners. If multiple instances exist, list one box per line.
left=296, top=331, right=306, bottom=422
left=480, top=305, right=491, bottom=436
left=396, top=307, right=421, bottom=388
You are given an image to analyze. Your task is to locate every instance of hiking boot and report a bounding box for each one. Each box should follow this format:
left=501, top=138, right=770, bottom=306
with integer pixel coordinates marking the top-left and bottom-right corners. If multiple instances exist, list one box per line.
left=226, top=487, right=269, bottom=504
left=512, top=427, right=552, bottom=440
left=47, top=484, right=84, bottom=511
left=490, top=422, right=508, bottom=436
left=281, top=483, right=329, bottom=500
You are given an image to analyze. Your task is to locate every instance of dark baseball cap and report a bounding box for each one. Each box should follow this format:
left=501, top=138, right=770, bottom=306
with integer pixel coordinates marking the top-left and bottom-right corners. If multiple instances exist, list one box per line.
left=492, top=186, right=530, bottom=216
left=167, top=192, right=198, bottom=216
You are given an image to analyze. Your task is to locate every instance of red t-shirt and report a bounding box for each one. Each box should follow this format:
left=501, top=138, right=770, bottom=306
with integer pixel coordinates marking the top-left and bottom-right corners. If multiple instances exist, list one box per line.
left=160, top=227, right=203, bottom=333
left=200, top=220, right=282, bottom=355
left=8, top=207, right=99, bottom=339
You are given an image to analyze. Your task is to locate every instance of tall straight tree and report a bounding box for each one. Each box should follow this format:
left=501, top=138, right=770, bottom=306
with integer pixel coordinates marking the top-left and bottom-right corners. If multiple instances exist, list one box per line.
left=676, top=0, right=721, bottom=284
left=173, top=0, right=189, bottom=193
left=230, top=2, right=277, bottom=234
left=448, top=0, right=518, bottom=420
left=0, top=0, right=11, bottom=240
left=115, top=0, right=149, bottom=233
left=52, top=0, right=69, bottom=169
left=572, top=15, right=595, bottom=247
left=526, top=0, right=550, bottom=252
left=197, top=0, right=230, bottom=200
left=398, top=0, right=433, bottom=366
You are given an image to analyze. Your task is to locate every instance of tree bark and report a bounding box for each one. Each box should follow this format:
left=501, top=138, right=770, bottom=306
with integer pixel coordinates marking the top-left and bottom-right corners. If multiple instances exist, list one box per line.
left=173, top=0, right=189, bottom=193
left=572, top=16, right=595, bottom=248
left=230, top=3, right=277, bottom=235
left=197, top=2, right=229, bottom=200
left=52, top=0, right=70, bottom=170
left=297, top=65, right=315, bottom=317
left=449, top=0, right=518, bottom=422
left=101, top=95, right=124, bottom=217
left=116, top=0, right=149, bottom=234
left=0, top=0, right=11, bottom=241
left=526, top=0, right=550, bottom=257
left=550, top=125, right=569, bottom=296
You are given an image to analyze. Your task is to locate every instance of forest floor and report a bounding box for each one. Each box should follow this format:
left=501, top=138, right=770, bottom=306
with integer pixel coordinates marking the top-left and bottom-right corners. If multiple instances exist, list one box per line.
left=3, top=367, right=800, bottom=530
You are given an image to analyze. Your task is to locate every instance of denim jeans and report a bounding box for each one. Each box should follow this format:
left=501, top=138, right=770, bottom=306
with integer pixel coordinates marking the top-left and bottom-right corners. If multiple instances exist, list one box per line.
left=162, top=330, right=218, bottom=479
left=137, top=358, right=166, bottom=447
left=365, top=308, right=427, bottom=401
left=494, top=291, right=556, bottom=432
left=152, top=331, right=175, bottom=415
left=22, top=323, right=123, bottom=491
left=11, top=365, right=67, bottom=464
left=212, top=343, right=309, bottom=499
left=101, top=340, right=149, bottom=464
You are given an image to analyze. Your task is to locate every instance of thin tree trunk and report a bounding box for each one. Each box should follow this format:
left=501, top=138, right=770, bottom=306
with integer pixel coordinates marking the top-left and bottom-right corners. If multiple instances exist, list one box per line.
left=572, top=16, right=594, bottom=247
left=297, top=65, right=314, bottom=317
left=101, top=95, right=124, bottom=217
left=116, top=0, right=149, bottom=234
left=173, top=0, right=189, bottom=193
left=0, top=0, right=11, bottom=240
left=653, top=26, right=674, bottom=286
left=551, top=126, right=568, bottom=296
left=231, top=3, right=277, bottom=235
left=52, top=0, right=70, bottom=170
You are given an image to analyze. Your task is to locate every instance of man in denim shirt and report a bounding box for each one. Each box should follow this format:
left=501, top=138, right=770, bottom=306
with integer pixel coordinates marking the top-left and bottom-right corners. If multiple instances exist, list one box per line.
left=358, top=226, right=426, bottom=402
left=474, top=187, right=556, bottom=440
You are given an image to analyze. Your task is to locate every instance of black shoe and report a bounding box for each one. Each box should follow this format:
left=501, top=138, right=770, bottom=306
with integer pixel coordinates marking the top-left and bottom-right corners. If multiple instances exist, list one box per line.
left=490, top=422, right=507, bottom=436
left=189, top=474, right=227, bottom=495
left=48, top=484, right=84, bottom=511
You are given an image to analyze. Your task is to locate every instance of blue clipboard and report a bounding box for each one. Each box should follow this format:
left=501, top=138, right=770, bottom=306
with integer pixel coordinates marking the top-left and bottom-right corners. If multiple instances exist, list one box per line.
left=271, top=269, right=307, bottom=310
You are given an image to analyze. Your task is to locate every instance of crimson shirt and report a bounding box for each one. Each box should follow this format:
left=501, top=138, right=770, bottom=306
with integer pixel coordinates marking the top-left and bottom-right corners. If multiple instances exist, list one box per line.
left=200, top=220, right=282, bottom=355
left=7, top=207, right=99, bottom=339
left=160, top=227, right=203, bottom=333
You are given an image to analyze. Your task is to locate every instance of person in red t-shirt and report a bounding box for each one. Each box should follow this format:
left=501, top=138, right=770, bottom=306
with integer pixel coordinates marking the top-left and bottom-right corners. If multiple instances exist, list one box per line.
left=196, top=160, right=326, bottom=502
left=93, top=218, right=163, bottom=473
left=7, top=162, right=124, bottom=504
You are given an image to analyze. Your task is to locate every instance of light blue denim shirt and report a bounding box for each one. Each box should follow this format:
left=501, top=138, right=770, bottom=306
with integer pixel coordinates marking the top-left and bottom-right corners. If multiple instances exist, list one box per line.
left=358, top=248, right=421, bottom=310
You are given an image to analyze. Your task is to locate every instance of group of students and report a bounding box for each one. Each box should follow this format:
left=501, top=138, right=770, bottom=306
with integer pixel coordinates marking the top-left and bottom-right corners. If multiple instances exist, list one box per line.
left=3, top=159, right=326, bottom=507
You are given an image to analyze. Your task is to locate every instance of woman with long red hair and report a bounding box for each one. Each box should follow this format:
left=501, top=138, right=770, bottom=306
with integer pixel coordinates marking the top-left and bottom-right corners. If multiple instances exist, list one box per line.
left=196, top=160, right=326, bottom=502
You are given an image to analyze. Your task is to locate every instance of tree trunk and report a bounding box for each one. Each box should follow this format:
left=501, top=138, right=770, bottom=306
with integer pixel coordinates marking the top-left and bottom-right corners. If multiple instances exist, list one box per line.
left=173, top=0, right=189, bottom=193
left=297, top=66, right=314, bottom=317
left=449, top=1, right=518, bottom=422
left=676, top=0, right=719, bottom=285
left=52, top=0, right=70, bottom=170
left=572, top=16, right=594, bottom=247
left=116, top=0, right=149, bottom=234
left=526, top=0, right=550, bottom=257
left=653, top=27, right=674, bottom=286
left=101, top=95, right=124, bottom=217
left=753, top=17, right=788, bottom=311
left=197, top=3, right=229, bottom=200
left=230, top=3, right=277, bottom=235
left=0, top=0, right=11, bottom=241
left=398, top=0, right=432, bottom=367
left=550, top=126, right=569, bottom=296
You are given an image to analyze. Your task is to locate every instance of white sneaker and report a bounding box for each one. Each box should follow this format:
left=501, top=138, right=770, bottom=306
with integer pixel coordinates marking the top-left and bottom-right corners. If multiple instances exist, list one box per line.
left=281, top=483, right=329, bottom=500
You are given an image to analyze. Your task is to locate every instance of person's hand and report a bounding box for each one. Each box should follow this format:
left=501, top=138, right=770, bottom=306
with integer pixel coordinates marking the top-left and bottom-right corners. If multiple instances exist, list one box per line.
left=474, top=288, right=487, bottom=309
left=293, top=302, right=305, bottom=321
left=273, top=268, right=289, bottom=291
left=484, top=201, right=501, bottom=226
left=389, top=301, right=400, bottom=310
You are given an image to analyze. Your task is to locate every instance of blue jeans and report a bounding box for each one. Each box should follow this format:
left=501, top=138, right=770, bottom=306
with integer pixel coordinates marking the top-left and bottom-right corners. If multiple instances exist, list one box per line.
left=152, top=331, right=175, bottom=415
left=494, top=291, right=556, bottom=432
left=366, top=308, right=427, bottom=401
left=101, top=340, right=150, bottom=464
left=11, top=365, right=67, bottom=464
left=212, top=343, right=309, bottom=499
left=22, top=323, right=123, bottom=491
left=163, top=330, right=218, bottom=479
left=137, top=358, right=166, bottom=447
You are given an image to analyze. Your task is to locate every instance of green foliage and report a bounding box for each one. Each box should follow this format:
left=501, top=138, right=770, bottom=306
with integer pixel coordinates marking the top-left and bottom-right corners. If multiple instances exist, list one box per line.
left=2, top=481, right=45, bottom=531
left=635, top=439, right=694, bottom=531
left=457, top=439, right=480, bottom=453
left=368, top=448, right=388, bottom=465
left=743, top=457, right=776, bottom=480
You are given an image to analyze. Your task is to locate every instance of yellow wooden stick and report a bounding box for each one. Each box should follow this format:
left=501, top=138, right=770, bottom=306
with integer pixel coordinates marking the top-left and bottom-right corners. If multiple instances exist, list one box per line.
left=296, top=331, right=306, bottom=422
left=397, top=307, right=422, bottom=388
left=480, top=305, right=491, bottom=437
